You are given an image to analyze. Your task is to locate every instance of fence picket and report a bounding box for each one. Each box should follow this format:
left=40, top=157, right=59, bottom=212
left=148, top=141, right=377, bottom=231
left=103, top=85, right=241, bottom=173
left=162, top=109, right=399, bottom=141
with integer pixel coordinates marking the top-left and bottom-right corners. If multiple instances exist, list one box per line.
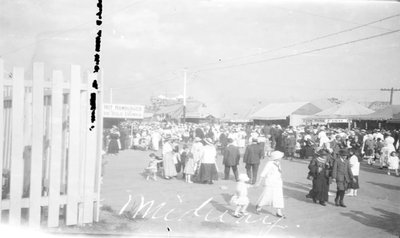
left=78, top=76, right=88, bottom=225
left=65, top=65, right=81, bottom=225
left=29, top=62, right=45, bottom=227
left=47, top=71, right=64, bottom=228
left=0, top=59, right=4, bottom=222
left=0, top=62, right=101, bottom=228
left=9, top=67, right=25, bottom=225
left=82, top=73, right=97, bottom=223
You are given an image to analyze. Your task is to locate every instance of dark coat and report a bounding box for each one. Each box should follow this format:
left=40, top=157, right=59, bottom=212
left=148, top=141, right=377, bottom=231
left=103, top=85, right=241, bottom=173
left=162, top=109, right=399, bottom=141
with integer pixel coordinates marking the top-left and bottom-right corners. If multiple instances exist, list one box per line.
left=219, top=133, right=228, bottom=147
left=243, top=143, right=264, bottom=164
left=332, top=157, right=353, bottom=190
left=309, top=160, right=330, bottom=202
left=223, top=144, right=240, bottom=166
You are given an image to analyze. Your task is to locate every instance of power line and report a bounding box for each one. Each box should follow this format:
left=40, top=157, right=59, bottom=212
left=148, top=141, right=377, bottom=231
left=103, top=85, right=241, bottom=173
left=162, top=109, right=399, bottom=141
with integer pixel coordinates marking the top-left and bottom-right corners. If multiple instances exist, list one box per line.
left=195, top=27, right=400, bottom=73
left=191, top=12, right=400, bottom=70
left=270, top=5, right=395, bottom=32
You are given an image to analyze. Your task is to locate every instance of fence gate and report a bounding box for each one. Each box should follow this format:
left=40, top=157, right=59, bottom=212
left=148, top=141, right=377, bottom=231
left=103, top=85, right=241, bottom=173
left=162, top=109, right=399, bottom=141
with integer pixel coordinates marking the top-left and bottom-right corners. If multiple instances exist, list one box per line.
left=0, top=59, right=103, bottom=228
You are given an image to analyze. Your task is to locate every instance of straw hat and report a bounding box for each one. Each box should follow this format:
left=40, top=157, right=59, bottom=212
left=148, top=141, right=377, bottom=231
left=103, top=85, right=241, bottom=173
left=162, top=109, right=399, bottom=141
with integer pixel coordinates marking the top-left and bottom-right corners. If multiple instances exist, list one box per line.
left=204, top=137, right=214, bottom=145
left=316, top=156, right=327, bottom=164
left=269, top=151, right=284, bottom=161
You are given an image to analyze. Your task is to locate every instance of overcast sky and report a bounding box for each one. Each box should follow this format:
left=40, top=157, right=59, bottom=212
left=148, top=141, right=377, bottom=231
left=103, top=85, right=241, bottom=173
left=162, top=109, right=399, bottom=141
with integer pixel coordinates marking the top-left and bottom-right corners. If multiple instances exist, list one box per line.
left=1, top=0, right=400, bottom=116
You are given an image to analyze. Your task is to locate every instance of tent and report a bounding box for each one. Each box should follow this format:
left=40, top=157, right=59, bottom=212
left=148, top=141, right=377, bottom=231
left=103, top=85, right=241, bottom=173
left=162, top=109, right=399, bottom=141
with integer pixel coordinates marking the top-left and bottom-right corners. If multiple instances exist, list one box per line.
left=156, top=100, right=213, bottom=121
left=305, top=101, right=375, bottom=128
left=309, top=101, right=374, bottom=119
left=250, top=102, right=322, bottom=126
left=353, top=105, right=400, bottom=120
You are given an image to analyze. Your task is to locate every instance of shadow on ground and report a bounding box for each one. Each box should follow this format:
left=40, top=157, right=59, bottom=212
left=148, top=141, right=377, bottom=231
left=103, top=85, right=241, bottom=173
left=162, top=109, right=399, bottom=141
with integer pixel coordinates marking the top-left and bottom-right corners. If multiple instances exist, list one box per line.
left=367, top=182, right=400, bottom=191
left=341, top=207, right=400, bottom=236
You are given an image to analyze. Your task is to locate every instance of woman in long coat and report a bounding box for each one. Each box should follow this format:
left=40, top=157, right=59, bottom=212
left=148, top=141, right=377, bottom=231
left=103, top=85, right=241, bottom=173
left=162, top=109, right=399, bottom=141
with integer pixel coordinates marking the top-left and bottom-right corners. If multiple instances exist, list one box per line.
left=107, top=126, right=120, bottom=155
left=255, top=151, right=285, bottom=218
left=309, top=151, right=330, bottom=206
left=163, top=151, right=177, bottom=179
left=198, top=138, right=219, bottom=184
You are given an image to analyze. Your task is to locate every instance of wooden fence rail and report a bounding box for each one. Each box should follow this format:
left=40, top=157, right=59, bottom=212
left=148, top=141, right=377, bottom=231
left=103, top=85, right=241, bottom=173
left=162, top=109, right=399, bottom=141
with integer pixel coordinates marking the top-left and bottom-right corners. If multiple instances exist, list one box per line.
left=0, top=59, right=103, bottom=228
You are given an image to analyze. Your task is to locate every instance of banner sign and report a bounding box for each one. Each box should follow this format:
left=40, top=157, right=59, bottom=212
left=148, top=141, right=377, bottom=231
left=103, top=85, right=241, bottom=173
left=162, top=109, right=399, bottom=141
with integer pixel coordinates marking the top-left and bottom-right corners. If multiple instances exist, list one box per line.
left=103, top=103, right=145, bottom=119
left=306, top=118, right=349, bottom=124
left=326, top=119, right=349, bottom=123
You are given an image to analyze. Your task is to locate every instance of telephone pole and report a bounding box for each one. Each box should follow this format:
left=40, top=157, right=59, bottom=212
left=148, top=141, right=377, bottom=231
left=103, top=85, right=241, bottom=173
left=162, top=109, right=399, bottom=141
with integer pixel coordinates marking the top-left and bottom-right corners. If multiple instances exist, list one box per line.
left=380, top=87, right=400, bottom=105
left=182, top=68, right=187, bottom=123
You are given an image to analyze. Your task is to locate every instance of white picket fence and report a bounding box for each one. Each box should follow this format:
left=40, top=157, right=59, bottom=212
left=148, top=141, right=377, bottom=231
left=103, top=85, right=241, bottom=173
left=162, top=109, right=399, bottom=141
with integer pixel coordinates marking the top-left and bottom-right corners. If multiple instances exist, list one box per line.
left=0, top=59, right=103, bottom=228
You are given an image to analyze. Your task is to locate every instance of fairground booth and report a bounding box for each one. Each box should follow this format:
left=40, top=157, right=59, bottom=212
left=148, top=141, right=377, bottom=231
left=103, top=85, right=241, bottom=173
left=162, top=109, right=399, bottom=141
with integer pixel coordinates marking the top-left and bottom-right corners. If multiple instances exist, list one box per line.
left=351, top=105, right=400, bottom=129
left=304, top=101, right=375, bottom=129
left=250, top=102, right=322, bottom=127
left=103, top=103, right=145, bottom=128
left=155, top=100, right=215, bottom=123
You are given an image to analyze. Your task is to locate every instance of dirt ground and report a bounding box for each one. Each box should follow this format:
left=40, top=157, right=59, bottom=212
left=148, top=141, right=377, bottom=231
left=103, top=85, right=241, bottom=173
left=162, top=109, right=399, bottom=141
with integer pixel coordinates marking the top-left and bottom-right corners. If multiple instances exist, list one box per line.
left=58, top=148, right=400, bottom=238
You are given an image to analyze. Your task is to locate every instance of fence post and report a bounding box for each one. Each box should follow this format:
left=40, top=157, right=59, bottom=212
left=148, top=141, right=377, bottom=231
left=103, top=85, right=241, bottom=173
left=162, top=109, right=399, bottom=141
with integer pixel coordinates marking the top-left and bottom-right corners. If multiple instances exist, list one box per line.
left=0, top=59, right=4, bottom=223
left=82, top=73, right=97, bottom=223
left=94, top=70, right=103, bottom=222
left=66, top=65, right=81, bottom=225
left=9, top=67, right=25, bottom=225
left=29, top=62, right=45, bottom=227
left=47, top=70, right=64, bottom=228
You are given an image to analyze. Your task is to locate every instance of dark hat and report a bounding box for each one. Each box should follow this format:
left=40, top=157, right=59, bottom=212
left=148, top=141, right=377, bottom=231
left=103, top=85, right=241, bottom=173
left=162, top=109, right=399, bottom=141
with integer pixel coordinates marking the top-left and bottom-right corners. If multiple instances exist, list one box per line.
left=339, top=149, right=349, bottom=156
left=317, top=150, right=330, bottom=156
left=227, top=138, right=234, bottom=143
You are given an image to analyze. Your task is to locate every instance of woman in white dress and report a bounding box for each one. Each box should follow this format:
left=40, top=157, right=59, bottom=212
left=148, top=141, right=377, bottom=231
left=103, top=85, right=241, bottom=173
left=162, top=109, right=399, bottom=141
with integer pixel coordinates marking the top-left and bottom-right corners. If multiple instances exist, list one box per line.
left=255, top=151, right=285, bottom=218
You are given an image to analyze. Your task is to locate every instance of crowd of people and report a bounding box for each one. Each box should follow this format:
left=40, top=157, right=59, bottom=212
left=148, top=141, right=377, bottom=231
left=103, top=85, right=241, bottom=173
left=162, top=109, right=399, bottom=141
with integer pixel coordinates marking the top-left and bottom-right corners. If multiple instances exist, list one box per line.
left=103, top=121, right=400, bottom=218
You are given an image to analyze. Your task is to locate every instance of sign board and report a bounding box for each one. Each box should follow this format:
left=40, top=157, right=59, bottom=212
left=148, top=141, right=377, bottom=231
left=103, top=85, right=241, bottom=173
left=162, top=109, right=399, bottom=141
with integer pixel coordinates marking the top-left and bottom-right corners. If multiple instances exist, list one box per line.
left=103, top=103, right=145, bottom=119
left=326, top=119, right=349, bottom=123
left=306, top=118, right=349, bottom=125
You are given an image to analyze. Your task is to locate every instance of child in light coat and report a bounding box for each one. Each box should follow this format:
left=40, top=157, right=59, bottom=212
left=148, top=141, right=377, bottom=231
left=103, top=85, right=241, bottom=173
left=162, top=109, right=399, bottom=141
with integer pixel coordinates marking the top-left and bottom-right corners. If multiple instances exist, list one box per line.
left=145, top=153, right=163, bottom=180
left=387, top=151, right=399, bottom=176
left=230, top=174, right=252, bottom=218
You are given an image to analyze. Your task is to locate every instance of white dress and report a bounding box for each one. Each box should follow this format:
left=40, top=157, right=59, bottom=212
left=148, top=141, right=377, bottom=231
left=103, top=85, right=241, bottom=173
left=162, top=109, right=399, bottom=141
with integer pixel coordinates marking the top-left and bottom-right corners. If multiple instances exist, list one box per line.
left=234, top=182, right=250, bottom=205
left=257, top=161, right=284, bottom=209
left=387, top=156, right=399, bottom=170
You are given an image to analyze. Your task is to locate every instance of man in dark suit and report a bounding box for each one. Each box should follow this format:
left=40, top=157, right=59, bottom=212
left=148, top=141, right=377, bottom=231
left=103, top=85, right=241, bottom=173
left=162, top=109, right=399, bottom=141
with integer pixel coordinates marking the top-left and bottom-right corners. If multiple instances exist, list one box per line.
left=243, top=137, right=264, bottom=184
left=332, top=149, right=354, bottom=207
left=223, top=138, right=240, bottom=181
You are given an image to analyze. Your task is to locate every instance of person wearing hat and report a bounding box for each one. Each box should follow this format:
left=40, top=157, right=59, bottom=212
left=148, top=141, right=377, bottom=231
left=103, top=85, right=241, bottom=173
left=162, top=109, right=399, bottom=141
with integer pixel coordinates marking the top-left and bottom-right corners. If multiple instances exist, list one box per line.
left=198, top=138, right=219, bottom=184
left=243, top=137, right=264, bottom=185
left=308, top=150, right=331, bottom=206
left=107, top=125, right=121, bottom=155
left=255, top=151, right=285, bottom=218
left=223, top=138, right=241, bottom=181
left=332, top=149, right=354, bottom=207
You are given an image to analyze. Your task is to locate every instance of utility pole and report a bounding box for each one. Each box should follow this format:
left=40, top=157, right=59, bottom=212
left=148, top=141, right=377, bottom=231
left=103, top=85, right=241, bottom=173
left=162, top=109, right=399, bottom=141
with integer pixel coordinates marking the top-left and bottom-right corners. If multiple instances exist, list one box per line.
left=182, top=68, right=187, bottom=123
left=380, top=87, right=400, bottom=105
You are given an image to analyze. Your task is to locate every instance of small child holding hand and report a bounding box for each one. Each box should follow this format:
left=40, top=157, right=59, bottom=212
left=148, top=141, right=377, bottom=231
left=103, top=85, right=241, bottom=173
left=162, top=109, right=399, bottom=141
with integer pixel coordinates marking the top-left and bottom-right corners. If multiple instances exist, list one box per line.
left=387, top=151, right=399, bottom=176
left=230, top=173, right=252, bottom=218
left=145, top=153, right=163, bottom=180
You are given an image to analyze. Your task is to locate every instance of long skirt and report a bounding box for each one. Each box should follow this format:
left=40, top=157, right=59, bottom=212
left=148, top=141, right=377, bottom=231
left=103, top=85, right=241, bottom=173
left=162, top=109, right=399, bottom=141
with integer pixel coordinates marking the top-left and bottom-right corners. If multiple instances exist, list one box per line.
left=257, top=183, right=284, bottom=209
left=163, top=156, right=177, bottom=177
left=198, top=163, right=218, bottom=182
left=108, top=139, right=119, bottom=154
left=311, top=174, right=329, bottom=202
left=349, top=176, right=359, bottom=189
